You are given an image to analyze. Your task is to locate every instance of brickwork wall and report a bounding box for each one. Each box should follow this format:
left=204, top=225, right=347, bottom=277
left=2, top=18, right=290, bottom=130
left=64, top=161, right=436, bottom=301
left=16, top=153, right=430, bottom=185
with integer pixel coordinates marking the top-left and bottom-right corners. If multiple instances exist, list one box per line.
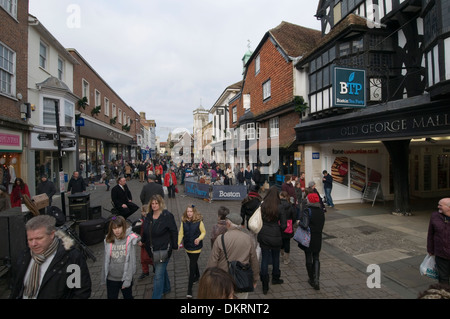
left=0, top=0, right=29, bottom=121
left=68, top=49, right=139, bottom=136
left=238, top=38, right=294, bottom=121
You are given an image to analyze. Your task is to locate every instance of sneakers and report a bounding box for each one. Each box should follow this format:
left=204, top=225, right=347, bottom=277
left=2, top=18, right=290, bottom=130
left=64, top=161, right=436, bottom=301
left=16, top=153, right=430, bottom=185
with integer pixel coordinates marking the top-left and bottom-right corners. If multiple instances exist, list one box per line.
left=138, top=272, right=149, bottom=280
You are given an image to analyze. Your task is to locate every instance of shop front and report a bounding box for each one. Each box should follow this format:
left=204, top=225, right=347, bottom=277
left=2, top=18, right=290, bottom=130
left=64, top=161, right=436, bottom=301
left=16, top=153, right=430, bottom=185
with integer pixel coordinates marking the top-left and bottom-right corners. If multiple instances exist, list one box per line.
left=77, top=115, right=133, bottom=179
left=296, top=96, right=450, bottom=203
left=0, top=128, right=24, bottom=194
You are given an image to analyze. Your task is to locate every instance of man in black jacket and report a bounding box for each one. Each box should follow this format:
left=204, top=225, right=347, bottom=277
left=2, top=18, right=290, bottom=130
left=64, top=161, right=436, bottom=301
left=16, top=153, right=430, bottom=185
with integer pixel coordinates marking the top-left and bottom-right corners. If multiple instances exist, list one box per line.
left=10, top=215, right=91, bottom=299
left=36, top=174, right=56, bottom=213
left=111, top=176, right=139, bottom=219
left=67, top=171, right=86, bottom=194
left=140, top=174, right=164, bottom=208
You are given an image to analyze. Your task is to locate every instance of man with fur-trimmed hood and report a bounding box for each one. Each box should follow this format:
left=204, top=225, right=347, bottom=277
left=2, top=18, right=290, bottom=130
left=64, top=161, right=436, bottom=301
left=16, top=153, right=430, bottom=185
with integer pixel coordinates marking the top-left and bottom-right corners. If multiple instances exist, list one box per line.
left=10, top=215, right=91, bottom=299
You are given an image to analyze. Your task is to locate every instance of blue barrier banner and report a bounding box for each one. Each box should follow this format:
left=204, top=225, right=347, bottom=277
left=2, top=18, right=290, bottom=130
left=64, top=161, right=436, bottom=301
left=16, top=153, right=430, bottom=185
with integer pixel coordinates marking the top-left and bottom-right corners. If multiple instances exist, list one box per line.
left=211, top=185, right=247, bottom=201
left=184, top=181, right=210, bottom=199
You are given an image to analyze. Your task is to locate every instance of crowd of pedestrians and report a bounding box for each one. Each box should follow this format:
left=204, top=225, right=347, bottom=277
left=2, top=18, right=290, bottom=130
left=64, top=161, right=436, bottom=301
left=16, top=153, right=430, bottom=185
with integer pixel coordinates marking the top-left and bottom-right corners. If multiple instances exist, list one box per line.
left=3, top=157, right=449, bottom=300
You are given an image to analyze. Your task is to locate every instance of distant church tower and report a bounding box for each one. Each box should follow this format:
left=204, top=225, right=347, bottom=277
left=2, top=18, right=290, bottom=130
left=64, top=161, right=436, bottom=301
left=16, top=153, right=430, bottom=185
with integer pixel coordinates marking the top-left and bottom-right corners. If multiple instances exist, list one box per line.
left=242, top=40, right=253, bottom=74
left=193, top=104, right=209, bottom=163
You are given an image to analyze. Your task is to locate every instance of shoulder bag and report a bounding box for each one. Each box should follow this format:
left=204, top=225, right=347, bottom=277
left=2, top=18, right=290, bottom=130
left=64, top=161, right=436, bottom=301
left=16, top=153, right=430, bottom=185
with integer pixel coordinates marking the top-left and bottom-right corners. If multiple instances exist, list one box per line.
left=248, top=202, right=263, bottom=234
left=221, top=234, right=254, bottom=293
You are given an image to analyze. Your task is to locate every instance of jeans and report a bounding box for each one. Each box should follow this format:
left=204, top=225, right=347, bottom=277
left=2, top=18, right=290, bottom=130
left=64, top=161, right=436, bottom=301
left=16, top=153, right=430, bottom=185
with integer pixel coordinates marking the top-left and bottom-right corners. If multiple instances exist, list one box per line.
left=324, top=188, right=334, bottom=207
left=106, top=279, right=134, bottom=299
left=167, top=184, right=176, bottom=198
left=260, top=248, right=281, bottom=278
left=152, top=260, right=171, bottom=299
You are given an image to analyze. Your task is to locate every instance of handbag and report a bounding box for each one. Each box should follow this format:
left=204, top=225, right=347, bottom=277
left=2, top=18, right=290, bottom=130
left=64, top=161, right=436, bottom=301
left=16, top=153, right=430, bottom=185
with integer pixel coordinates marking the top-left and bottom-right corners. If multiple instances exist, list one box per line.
left=293, top=226, right=311, bottom=247
left=151, top=247, right=170, bottom=264
left=420, top=255, right=439, bottom=279
left=284, top=219, right=293, bottom=234
left=221, top=234, right=254, bottom=293
left=248, top=203, right=263, bottom=234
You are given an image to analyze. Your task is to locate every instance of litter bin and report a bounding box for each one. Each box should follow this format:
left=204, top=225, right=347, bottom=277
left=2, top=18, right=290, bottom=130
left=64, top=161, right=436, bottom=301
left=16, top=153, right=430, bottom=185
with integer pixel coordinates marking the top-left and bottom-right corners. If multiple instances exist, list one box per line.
left=68, top=192, right=90, bottom=221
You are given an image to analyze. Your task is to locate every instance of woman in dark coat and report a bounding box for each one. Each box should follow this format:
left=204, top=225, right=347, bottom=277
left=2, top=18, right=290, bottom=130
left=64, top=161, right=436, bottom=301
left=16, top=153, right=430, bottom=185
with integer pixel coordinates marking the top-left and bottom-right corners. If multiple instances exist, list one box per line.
left=257, top=186, right=286, bottom=294
left=298, top=191, right=325, bottom=290
left=240, top=185, right=262, bottom=229
left=279, top=191, right=296, bottom=265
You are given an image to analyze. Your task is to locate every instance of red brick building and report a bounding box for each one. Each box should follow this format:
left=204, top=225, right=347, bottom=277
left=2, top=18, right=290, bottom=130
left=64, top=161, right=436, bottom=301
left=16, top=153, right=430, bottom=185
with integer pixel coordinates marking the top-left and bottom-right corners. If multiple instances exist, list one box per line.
left=0, top=0, right=30, bottom=190
left=68, top=49, right=143, bottom=176
left=229, top=21, right=320, bottom=182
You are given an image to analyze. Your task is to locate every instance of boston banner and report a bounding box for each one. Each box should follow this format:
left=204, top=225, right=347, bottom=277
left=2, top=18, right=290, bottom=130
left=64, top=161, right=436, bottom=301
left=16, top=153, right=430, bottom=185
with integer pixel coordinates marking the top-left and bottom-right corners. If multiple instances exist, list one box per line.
left=211, top=185, right=247, bottom=201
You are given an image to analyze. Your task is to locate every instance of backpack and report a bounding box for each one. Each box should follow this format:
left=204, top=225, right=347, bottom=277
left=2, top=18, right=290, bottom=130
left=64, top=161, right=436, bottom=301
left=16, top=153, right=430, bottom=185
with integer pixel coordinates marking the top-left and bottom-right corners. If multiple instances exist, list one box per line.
left=47, top=206, right=66, bottom=227
left=299, top=207, right=312, bottom=230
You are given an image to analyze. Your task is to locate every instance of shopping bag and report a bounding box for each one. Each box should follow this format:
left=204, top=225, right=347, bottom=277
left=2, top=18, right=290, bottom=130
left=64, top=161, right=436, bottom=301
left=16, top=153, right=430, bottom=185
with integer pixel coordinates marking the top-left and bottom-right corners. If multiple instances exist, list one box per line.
left=293, top=226, right=311, bottom=247
left=420, top=255, right=439, bottom=279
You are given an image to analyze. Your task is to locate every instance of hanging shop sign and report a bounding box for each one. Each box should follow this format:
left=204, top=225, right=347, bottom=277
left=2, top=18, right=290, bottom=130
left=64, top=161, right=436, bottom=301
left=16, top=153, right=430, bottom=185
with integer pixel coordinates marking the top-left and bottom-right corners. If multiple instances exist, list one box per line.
left=333, top=66, right=366, bottom=108
left=0, top=129, right=22, bottom=152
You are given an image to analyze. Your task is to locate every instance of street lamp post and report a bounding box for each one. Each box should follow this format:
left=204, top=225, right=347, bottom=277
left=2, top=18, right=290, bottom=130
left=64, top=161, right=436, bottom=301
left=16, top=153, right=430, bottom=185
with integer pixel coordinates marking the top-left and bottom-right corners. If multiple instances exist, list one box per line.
left=54, top=100, right=66, bottom=216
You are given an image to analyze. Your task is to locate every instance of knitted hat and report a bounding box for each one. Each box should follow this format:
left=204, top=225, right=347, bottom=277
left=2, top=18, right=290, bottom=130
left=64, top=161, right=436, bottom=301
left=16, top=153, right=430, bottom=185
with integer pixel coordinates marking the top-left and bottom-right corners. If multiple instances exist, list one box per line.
left=226, top=213, right=242, bottom=225
left=307, top=193, right=320, bottom=203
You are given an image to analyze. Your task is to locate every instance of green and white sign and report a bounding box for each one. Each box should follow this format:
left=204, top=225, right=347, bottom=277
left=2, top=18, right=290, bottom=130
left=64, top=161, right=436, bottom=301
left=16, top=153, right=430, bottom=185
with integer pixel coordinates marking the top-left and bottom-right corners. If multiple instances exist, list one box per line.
left=333, top=66, right=366, bottom=108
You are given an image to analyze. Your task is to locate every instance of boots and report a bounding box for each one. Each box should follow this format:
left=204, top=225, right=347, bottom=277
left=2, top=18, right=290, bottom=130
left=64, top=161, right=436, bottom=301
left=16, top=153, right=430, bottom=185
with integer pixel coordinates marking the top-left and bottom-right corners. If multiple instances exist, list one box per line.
left=306, top=263, right=314, bottom=288
left=283, top=253, right=290, bottom=265
left=261, top=274, right=270, bottom=295
left=312, top=260, right=320, bottom=290
left=272, top=272, right=284, bottom=285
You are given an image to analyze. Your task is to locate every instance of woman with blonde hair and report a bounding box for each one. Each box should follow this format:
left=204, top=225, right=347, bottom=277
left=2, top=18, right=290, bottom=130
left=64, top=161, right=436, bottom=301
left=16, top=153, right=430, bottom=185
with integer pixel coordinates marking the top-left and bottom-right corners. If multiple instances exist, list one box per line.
left=140, top=194, right=178, bottom=299
left=178, top=204, right=206, bottom=298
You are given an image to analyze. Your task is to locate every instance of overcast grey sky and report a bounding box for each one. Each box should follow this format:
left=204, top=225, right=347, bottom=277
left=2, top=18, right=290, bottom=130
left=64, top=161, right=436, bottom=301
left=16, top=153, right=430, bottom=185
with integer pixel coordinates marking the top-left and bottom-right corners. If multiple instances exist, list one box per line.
left=29, top=0, right=321, bottom=140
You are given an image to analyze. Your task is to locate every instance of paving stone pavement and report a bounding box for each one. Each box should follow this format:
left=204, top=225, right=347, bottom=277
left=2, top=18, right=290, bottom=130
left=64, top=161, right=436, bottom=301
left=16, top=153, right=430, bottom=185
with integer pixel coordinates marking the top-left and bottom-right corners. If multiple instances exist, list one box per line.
left=0, top=178, right=438, bottom=300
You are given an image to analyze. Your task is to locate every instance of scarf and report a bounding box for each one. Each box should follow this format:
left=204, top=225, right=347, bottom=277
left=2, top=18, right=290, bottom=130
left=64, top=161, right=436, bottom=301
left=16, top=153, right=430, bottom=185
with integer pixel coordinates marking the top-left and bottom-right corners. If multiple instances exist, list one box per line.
left=24, top=237, right=59, bottom=298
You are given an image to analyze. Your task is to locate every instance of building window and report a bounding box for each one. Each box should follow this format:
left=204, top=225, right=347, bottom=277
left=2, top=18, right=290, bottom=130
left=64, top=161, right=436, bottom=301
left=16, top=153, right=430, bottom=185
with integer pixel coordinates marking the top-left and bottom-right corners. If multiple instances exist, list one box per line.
left=0, top=42, right=15, bottom=96
left=104, top=97, right=110, bottom=116
left=39, top=41, right=48, bottom=69
left=255, top=54, right=260, bottom=75
left=112, top=104, right=117, bottom=117
left=64, top=100, right=74, bottom=126
left=243, top=94, right=250, bottom=109
left=95, top=90, right=101, bottom=107
left=232, top=106, right=237, bottom=123
left=82, top=79, right=89, bottom=103
left=118, top=109, right=122, bottom=124
left=58, top=57, right=64, bottom=81
left=269, top=117, right=279, bottom=137
left=263, top=79, right=271, bottom=100
left=0, top=0, right=17, bottom=18
left=247, top=123, right=256, bottom=140
left=123, top=112, right=127, bottom=125
left=43, top=98, right=56, bottom=126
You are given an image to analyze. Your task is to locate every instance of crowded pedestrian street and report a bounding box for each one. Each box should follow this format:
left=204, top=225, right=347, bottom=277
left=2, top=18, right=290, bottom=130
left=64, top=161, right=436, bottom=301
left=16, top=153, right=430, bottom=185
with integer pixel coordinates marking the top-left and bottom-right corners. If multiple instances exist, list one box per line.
left=1, top=178, right=436, bottom=300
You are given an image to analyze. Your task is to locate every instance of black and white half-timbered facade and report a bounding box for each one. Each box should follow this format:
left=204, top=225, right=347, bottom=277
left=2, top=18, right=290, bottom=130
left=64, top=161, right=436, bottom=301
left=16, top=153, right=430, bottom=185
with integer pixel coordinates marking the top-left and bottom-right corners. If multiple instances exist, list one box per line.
left=295, top=0, right=450, bottom=214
